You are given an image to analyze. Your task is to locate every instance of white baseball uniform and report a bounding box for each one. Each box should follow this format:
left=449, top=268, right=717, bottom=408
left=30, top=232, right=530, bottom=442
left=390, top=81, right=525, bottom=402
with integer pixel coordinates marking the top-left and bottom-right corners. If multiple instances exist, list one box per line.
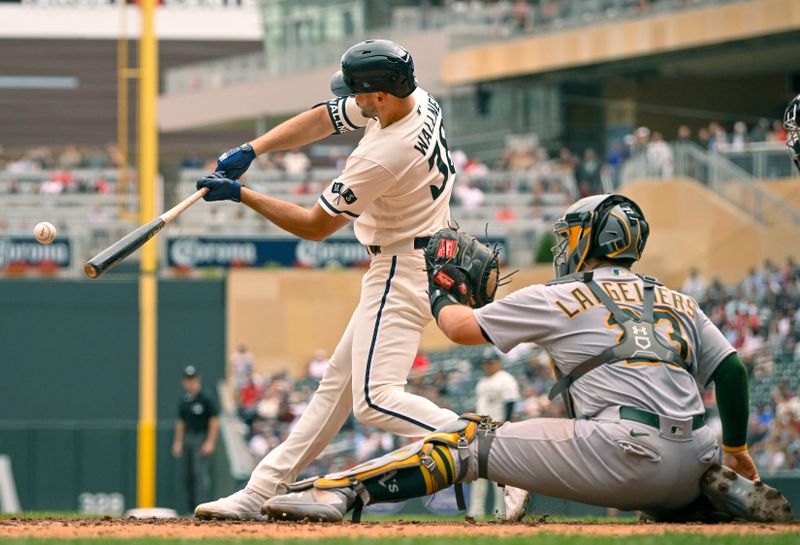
left=247, top=87, right=460, bottom=497
left=463, top=266, right=733, bottom=512
left=469, top=369, right=520, bottom=517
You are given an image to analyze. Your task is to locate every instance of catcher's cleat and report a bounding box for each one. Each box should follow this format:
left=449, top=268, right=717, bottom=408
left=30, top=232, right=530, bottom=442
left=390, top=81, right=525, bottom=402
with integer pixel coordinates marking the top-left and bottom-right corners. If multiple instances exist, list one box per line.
left=700, top=464, right=794, bottom=523
left=501, top=486, right=530, bottom=522
left=262, top=487, right=357, bottom=523
left=194, top=488, right=271, bottom=521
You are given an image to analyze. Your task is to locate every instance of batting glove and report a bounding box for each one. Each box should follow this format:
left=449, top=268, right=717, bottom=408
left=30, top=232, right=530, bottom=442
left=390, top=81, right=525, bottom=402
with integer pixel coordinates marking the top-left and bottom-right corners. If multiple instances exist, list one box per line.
left=216, top=142, right=255, bottom=180
left=196, top=172, right=241, bottom=202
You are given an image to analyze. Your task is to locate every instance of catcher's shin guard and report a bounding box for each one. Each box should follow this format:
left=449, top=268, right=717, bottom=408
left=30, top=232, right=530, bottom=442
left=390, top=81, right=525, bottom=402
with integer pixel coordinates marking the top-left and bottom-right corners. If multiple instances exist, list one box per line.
left=290, top=414, right=500, bottom=521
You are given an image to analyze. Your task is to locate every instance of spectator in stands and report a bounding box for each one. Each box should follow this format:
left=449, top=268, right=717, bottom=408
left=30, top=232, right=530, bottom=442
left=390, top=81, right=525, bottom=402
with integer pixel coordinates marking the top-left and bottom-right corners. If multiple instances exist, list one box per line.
left=768, top=120, right=787, bottom=143
left=605, top=140, right=627, bottom=187
left=181, top=152, right=205, bottom=169
left=238, top=372, right=262, bottom=426
left=509, top=0, right=533, bottom=33
left=254, top=153, right=280, bottom=172
left=553, top=147, right=577, bottom=175
left=682, top=267, right=707, bottom=301
left=306, top=348, right=329, bottom=379
left=58, top=145, right=82, bottom=169
left=647, top=131, right=673, bottom=176
left=750, top=118, right=771, bottom=143
left=575, top=148, right=602, bottom=197
left=411, top=350, right=430, bottom=374
left=731, top=121, right=749, bottom=152
left=283, top=149, right=311, bottom=177
left=697, top=127, right=711, bottom=150
left=455, top=181, right=485, bottom=216
left=495, top=202, right=517, bottom=222
left=88, top=203, right=108, bottom=224
left=231, top=343, right=255, bottom=389
left=631, top=126, right=650, bottom=156
left=39, top=176, right=64, bottom=195
left=464, top=155, right=490, bottom=178
left=676, top=125, right=694, bottom=146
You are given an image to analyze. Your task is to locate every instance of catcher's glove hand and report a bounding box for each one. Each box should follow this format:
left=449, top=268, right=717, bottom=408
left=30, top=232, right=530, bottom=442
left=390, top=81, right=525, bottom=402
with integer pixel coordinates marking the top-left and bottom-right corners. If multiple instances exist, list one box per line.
left=424, top=227, right=501, bottom=320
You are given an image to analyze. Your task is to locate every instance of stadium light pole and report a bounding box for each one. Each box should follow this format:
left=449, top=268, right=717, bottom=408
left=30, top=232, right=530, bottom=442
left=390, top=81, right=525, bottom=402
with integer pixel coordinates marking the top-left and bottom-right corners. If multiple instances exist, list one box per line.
left=137, top=0, right=159, bottom=509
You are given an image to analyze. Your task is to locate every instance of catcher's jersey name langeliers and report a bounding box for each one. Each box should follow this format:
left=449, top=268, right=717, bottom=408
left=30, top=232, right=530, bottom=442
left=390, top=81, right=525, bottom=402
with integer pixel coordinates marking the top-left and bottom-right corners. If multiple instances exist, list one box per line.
left=554, top=278, right=698, bottom=320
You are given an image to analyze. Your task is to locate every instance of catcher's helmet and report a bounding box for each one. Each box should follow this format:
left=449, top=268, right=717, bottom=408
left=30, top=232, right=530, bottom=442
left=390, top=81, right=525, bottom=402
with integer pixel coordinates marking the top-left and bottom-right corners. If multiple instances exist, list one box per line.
left=551, top=194, right=649, bottom=278
left=783, top=93, right=800, bottom=175
left=330, top=39, right=417, bottom=98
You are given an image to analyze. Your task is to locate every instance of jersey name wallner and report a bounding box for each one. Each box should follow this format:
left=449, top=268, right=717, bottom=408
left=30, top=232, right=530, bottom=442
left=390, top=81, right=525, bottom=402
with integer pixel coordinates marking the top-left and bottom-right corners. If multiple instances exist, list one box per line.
left=413, top=94, right=443, bottom=157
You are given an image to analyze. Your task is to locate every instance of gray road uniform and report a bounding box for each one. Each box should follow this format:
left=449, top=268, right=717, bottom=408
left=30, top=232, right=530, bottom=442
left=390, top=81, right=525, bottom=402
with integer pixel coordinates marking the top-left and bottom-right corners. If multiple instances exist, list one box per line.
left=471, top=266, right=732, bottom=512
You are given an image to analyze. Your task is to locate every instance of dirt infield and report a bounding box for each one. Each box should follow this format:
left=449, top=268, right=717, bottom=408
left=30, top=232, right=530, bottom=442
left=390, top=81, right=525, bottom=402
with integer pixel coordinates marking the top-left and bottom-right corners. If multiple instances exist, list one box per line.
left=0, top=518, right=798, bottom=540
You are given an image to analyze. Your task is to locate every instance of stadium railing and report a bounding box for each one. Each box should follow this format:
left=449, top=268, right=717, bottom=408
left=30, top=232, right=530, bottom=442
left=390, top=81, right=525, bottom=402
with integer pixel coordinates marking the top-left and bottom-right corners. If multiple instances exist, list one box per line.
left=621, top=142, right=800, bottom=227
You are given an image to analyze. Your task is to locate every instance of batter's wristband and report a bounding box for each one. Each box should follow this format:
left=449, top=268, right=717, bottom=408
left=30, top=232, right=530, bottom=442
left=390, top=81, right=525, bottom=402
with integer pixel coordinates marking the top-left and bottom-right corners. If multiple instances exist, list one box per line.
left=431, top=294, right=460, bottom=320
left=722, top=444, right=748, bottom=453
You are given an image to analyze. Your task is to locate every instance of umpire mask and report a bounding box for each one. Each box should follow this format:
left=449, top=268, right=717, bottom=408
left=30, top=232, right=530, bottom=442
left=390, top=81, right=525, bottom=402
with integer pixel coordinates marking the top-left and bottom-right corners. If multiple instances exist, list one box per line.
left=552, top=194, right=649, bottom=278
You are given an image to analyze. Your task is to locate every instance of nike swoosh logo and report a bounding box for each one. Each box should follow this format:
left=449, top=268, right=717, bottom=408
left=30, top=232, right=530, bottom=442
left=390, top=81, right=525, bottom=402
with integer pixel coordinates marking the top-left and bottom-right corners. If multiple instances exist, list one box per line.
left=629, top=430, right=649, bottom=437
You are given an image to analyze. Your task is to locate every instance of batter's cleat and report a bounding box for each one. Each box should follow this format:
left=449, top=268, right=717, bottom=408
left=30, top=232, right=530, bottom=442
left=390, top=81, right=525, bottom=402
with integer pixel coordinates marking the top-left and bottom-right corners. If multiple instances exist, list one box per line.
left=194, top=488, right=271, bottom=521
left=262, top=487, right=357, bottom=523
left=700, top=464, right=794, bottom=523
left=501, top=486, right=530, bottom=522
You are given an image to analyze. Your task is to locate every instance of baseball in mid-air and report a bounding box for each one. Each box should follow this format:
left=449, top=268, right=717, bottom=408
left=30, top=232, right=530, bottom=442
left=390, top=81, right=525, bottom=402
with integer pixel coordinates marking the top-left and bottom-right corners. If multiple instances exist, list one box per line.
left=34, top=221, right=56, bottom=245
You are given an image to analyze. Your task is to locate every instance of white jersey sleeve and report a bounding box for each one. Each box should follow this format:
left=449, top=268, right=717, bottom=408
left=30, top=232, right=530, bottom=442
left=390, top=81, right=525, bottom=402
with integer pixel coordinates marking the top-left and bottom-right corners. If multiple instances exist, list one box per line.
left=322, top=97, right=370, bottom=134
left=318, top=157, right=396, bottom=220
left=473, top=285, right=554, bottom=353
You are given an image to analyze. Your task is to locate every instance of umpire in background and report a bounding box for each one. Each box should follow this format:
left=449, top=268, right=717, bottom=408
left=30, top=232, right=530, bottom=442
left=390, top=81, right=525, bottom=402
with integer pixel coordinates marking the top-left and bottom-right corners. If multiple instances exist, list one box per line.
left=172, top=365, right=219, bottom=513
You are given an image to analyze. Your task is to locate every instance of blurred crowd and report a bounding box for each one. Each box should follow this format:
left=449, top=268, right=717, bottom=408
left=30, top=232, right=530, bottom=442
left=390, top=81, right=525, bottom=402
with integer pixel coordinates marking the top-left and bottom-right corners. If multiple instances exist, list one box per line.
left=688, top=257, right=800, bottom=471
left=608, top=118, right=789, bottom=181
left=0, top=144, right=124, bottom=195
left=227, top=341, right=563, bottom=480
left=227, top=258, right=800, bottom=477
left=434, top=0, right=720, bottom=38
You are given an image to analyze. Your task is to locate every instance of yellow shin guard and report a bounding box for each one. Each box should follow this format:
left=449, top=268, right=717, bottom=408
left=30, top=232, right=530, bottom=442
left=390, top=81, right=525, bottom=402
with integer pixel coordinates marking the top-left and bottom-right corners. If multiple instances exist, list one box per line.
left=288, top=414, right=502, bottom=522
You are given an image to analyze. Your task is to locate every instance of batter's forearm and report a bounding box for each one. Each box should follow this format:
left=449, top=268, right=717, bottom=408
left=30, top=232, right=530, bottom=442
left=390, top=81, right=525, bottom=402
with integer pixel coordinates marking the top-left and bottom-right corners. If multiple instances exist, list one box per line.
left=437, top=305, right=487, bottom=345
left=241, top=188, right=326, bottom=240
left=249, top=107, right=333, bottom=155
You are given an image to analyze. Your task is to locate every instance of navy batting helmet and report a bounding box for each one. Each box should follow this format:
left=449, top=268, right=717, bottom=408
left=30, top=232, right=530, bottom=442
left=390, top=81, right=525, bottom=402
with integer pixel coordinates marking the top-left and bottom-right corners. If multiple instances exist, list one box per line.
left=330, top=39, right=417, bottom=98
left=552, top=194, right=649, bottom=278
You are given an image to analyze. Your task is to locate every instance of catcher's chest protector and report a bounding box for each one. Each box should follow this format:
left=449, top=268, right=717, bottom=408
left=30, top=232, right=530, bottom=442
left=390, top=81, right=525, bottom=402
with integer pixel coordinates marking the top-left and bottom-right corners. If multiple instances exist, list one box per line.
left=546, top=271, right=690, bottom=418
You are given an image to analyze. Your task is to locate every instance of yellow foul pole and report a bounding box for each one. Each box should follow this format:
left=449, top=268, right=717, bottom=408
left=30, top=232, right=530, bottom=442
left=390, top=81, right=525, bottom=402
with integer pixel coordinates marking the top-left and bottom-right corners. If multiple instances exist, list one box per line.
left=137, top=0, right=159, bottom=509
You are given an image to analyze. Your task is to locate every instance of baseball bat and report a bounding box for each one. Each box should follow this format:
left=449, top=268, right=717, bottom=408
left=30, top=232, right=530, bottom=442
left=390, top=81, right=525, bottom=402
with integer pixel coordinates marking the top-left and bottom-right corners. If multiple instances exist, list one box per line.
left=84, top=187, right=209, bottom=279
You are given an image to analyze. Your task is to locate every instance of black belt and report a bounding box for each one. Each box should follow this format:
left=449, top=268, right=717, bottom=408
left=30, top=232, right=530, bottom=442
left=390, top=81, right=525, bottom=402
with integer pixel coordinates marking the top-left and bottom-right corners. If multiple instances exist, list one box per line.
left=620, top=406, right=705, bottom=431
left=366, top=237, right=431, bottom=256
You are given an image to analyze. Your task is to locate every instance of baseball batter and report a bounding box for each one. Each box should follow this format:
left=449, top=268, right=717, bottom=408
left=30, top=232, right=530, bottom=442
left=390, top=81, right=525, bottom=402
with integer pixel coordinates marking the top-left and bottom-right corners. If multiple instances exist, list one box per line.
left=469, top=350, right=520, bottom=518
left=193, top=39, right=527, bottom=521
left=262, top=194, right=793, bottom=524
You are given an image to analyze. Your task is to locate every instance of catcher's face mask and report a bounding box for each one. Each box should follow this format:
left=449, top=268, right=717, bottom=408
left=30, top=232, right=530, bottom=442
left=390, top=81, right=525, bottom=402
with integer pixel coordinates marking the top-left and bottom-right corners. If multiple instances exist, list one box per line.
left=784, top=93, right=800, bottom=175
left=552, top=194, right=649, bottom=278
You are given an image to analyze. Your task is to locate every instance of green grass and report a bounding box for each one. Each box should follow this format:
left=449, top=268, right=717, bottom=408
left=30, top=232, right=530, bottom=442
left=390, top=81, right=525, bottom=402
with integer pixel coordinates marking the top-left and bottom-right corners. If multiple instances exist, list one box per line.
left=1, top=535, right=800, bottom=545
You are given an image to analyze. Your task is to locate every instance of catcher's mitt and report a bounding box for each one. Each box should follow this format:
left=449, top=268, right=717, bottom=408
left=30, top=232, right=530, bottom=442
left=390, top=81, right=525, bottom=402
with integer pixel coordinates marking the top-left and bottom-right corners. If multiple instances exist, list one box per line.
left=424, top=227, right=502, bottom=319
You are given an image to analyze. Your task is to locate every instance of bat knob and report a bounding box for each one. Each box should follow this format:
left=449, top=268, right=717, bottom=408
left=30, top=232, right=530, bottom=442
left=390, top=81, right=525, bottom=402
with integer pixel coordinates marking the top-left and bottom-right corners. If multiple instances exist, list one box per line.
left=84, top=263, right=99, bottom=278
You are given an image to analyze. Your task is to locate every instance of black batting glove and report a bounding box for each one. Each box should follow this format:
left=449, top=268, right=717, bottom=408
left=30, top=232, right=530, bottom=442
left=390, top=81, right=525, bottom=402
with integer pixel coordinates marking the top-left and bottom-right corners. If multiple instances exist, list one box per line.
left=196, top=172, right=242, bottom=202
left=216, top=142, right=255, bottom=180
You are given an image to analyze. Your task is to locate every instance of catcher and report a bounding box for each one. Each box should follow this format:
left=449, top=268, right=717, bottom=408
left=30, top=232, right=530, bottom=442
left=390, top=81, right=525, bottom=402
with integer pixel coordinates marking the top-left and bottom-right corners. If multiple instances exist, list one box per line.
left=261, top=194, right=793, bottom=523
